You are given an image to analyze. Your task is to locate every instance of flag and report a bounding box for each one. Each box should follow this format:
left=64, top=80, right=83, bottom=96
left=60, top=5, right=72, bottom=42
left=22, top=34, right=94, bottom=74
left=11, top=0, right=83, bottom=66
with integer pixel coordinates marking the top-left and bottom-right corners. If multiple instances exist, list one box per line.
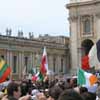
left=40, top=47, right=48, bottom=75
left=81, top=39, right=100, bottom=70
left=32, top=72, right=44, bottom=81
left=0, top=59, right=11, bottom=83
left=88, top=40, right=100, bottom=68
left=32, top=47, right=48, bottom=82
left=77, top=69, right=97, bottom=86
left=81, top=55, right=90, bottom=70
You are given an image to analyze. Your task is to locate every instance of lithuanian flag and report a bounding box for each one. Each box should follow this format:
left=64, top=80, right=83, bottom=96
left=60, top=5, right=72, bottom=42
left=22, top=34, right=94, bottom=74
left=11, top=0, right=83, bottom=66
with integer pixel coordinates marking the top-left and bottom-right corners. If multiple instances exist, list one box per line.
left=0, top=58, right=11, bottom=83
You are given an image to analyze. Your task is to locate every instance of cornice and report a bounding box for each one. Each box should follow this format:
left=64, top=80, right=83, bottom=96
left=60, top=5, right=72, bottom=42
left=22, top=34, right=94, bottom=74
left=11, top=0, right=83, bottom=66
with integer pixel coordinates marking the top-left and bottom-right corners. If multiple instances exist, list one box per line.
left=0, top=37, right=68, bottom=50
left=66, top=0, right=100, bottom=9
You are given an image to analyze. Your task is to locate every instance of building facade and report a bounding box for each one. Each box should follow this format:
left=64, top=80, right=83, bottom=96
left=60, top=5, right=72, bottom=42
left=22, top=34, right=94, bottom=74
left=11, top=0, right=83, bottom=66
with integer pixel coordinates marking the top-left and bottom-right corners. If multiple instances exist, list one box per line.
left=67, top=0, right=100, bottom=74
left=0, top=34, right=70, bottom=79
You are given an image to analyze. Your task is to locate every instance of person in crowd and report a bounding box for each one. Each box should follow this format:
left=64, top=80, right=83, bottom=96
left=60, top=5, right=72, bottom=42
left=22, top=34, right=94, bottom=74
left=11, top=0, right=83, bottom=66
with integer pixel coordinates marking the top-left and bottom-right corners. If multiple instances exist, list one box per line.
left=48, top=85, right=63, bottom=100
left=58, top=89, right=83, bottom=100
left=1, top=82, right=31, bottom=100
left=0, top=91, right=5, bottom=99
left=96, top=85, right=100, bottom=100
left=43, top=75, right=49, bottom=89
left=79, top=87, right=88, bottom=94
left=36, top=92, right=47, bottom=100
left=48, top=79, right=57, bottom=88
left=69, top=77, right=77, bottom=88
left=81, top=92, right=96, bottom=100
left=27, top=79, right=33, bottom=89
left=7, top=82, right=21, bottom=100
left=20, top=81, right=28, bottom=96
left=55, top=80, right=66, bottom=90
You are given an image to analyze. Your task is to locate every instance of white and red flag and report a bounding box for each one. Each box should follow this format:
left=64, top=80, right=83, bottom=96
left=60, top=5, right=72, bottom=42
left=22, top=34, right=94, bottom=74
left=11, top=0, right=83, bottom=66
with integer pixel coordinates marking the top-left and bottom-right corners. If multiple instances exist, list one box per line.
left=32, top=47, right=48, bottom=81
left=40, top=47, right=48, bottom=75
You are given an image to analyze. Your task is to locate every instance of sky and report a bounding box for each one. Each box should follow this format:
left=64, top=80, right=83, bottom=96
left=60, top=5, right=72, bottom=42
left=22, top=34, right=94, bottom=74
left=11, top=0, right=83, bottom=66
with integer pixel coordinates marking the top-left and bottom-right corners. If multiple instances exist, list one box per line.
left=0, top=0, right=69, bottom=38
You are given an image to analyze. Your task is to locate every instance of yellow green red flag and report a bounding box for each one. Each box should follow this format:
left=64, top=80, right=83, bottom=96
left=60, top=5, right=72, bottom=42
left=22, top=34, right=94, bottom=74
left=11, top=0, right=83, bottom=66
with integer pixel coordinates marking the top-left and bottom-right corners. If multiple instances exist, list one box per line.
left=0, top=58, right=11, bottom=83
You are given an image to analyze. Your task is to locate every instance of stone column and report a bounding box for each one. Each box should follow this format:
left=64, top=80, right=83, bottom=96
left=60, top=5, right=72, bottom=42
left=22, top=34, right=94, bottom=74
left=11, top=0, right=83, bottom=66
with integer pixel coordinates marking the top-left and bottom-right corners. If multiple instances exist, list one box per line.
left=28, top=53, right=33, bottom=70
left=66, top=52, right=70, bottom=73
left=69, top=16, right=78, bottom=75
left=16, top=52, right=19, bottom=78
left=31, top=52, right=34, bottom=68
left=32, top=53, right=35, bottom=68
left=52, top=55, right=56, bottom=73
left=18, top=52, right=22, bottom=78
left=48, top=54, right=53, bottom=71
left=20, top=52, right=24, bottom=77
left=96, top=14, right=100, bottom=40
left=33, top=53, right=36, bottom=68
left=57, top=55, right=61, bottom=74
left=63, top=55, right=67, bottom=74
left=8, top=51, right=13, bottom=79
left=55, top=55, right=59, bottom=74
left=7, top=50, right=10, bottom=65
left=95, top=13, right=100, bottom=69
left=9, top=51, right=13, bottom=70
left=33, top=52, right=40, bottom=73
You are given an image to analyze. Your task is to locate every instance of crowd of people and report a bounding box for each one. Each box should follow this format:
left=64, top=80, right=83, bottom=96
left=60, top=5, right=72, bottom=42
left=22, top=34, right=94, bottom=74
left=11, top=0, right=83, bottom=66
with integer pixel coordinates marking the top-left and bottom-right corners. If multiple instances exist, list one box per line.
left=0, top=75, right=100, bottom=100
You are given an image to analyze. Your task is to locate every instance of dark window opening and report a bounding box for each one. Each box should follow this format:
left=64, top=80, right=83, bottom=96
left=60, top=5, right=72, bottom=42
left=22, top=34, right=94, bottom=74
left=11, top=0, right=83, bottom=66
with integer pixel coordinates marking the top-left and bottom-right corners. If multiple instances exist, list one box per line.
left=13, top=56, right=17, bottom=73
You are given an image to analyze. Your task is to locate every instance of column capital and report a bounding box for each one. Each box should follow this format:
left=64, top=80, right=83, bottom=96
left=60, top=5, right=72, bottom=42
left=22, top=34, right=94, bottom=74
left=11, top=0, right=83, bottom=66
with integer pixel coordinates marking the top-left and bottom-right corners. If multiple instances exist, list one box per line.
left=68, top=16, right=78, bottom=22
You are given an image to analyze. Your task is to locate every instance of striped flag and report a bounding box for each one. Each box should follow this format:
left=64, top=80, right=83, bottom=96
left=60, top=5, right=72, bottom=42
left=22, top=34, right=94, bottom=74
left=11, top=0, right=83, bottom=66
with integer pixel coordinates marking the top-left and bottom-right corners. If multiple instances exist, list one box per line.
left=0, top=58, right=11, bottom=83
left=88, top=40, right=100, bottom=68
left=81, top=39, right=100, bottom=70
left=77, top=69, right=97, bottom=86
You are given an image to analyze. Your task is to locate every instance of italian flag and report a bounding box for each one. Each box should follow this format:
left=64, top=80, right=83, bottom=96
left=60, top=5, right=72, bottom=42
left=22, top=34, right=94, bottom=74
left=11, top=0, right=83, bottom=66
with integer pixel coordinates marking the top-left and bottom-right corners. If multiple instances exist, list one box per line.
left=0, top=59, right=11, bottom=83
left=77, top=69, right=97, bottom=86
left=32, top=72, right=44, bottom=81
left=32, top=47, right=48, bottom=81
